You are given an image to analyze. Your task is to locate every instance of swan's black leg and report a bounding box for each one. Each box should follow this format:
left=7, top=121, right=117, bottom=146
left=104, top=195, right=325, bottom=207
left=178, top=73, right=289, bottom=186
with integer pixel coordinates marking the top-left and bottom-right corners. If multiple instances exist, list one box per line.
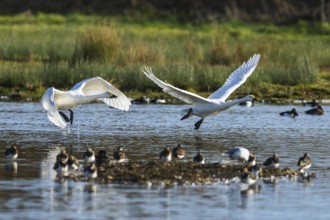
left=69, top=109, right=74, bottom=124
left=194, top=117, right=204, bottom=130
left=181, top=108, right=192, bottom=120
left=59, top=111, right=70, bottom=123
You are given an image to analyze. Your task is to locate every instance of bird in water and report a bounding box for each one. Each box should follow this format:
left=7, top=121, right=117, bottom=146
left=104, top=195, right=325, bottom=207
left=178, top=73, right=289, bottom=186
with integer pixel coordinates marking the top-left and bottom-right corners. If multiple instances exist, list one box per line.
left=303, top=99, right=318, bottom=107
left=5, top=145, right=18, bottom=159
left=172, top=144, right=185, bottom=159
left=67, top=155, right=79, bottom=170
left=53, top=160, right=69, bottom=177
left=84, top=163, right=97, bottom=179
left=159, top=147, right=172, bottom=162
left=56, top=149, right=69, bottom=163
left=96, top=149, right=110, bottom=165
left=113, top=147, right=127, bottom=163
left=263, top=153, right=280, bottom=169
left=246, top=153, right=256, bottom=167
left=41, top=77, right=131, bottom=128
left=240, top=167, right=258, bottom=185
left=305, top=105, right=324, bottom=115
left=223, top=147, right=254, bottom=164
left=193, top=151, right=205, bottom=164
left=279, top=108, right=299, bottom=117
left=83, top=147, right=96, bottom=163
left=248, top=164, right=263, bottom=179
left=142, top=54, right=260, bottom=129
left=297, top=153, right=312, bottom=173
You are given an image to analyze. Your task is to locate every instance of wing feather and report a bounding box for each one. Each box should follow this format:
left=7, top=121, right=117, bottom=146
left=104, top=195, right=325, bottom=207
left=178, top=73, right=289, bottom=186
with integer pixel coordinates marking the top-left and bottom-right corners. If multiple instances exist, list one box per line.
left=208, top=54, right=261, bottom=101
left=71, top=77, right=131, bottom=111
left=41, top=87, right=68, bottom=128
left=142, top=67, right=210, bottom=104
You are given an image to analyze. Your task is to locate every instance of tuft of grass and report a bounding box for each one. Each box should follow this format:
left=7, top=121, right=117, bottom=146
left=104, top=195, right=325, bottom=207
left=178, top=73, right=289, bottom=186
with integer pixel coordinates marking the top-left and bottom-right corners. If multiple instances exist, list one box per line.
left=71, top=25, right=122, bottom=64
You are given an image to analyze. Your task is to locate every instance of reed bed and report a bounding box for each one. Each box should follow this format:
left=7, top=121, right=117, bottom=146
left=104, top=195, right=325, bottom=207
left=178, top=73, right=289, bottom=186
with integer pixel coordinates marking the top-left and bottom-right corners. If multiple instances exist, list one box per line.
left=0, top=14, right=329, bottom=100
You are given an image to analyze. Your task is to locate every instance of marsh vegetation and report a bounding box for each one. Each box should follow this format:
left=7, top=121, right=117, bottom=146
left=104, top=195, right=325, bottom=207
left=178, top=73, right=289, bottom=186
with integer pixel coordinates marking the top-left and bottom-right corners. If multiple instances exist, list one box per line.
left=0, top=13, right=329, bottom=101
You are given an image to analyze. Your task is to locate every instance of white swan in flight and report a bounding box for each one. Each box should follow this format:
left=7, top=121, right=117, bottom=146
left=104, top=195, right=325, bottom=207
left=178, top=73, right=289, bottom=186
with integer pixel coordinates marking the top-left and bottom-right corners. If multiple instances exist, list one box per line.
left=41, top=77, right=131, bottom=128
left=142, top=54, right=260, bottom=129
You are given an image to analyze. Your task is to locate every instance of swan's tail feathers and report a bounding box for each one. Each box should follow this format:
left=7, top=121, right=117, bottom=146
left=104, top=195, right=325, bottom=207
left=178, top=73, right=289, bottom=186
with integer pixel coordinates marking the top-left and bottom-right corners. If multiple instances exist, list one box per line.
left=181, top=108, right=193, bottom=120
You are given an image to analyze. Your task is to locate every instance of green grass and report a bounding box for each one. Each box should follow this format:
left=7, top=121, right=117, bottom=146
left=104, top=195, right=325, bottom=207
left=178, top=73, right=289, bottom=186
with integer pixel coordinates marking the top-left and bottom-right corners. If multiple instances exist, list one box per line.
left=0, top=13, right=330, bottom=101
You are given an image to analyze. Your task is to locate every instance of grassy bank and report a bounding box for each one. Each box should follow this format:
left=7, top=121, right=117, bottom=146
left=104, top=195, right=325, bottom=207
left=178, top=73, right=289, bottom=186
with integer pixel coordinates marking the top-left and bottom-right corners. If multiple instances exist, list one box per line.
left=0, top=13, right=330, bottom=101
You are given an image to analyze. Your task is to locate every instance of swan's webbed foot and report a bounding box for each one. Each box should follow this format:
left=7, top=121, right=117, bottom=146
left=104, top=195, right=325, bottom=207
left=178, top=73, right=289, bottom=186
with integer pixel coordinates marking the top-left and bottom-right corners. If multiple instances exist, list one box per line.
left=59, top=111, right=70, bottom=123
left=59, top=109, right=74, bottom=125
left=68, top=109, right=74, bottom=124
left=181, top=108, right=192, bottom=120
left=194, top=118, right=204, bottom=130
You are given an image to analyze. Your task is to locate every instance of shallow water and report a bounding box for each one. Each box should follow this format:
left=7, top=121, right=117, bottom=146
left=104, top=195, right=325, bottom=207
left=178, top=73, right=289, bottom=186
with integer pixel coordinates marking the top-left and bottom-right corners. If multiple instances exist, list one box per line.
left=1, top=102, right=330, bottom=219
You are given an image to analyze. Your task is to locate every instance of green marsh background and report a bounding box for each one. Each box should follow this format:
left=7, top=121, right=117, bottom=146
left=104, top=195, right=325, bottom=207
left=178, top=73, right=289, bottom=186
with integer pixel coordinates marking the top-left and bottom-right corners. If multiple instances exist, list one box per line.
left=0, top=1, right=330, bottom=102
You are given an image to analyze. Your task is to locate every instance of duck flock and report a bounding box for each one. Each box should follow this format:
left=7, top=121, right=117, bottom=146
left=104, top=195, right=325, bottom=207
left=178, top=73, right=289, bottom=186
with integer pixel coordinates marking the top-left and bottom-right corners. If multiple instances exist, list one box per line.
left=4, top=143, right=314, bottom=190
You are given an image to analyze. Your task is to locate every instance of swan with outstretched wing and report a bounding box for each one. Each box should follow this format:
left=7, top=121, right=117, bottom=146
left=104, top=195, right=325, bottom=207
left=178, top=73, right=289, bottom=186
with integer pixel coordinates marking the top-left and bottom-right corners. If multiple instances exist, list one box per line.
left=41, top=77, right=131, bottom=128
left=142, top=54, right=260, bottom=129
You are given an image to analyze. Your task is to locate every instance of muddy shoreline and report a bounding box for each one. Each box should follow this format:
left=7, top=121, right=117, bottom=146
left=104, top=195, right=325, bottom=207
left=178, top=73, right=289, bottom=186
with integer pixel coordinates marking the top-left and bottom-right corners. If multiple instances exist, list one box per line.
left=62, top=161, right=312, bottom=187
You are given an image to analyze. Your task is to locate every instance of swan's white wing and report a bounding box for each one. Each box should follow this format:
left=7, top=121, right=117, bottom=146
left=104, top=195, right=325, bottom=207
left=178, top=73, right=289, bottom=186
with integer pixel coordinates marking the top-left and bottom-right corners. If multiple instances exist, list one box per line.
left=71, top=77, right=131, bottom=111
left=208, top=54, right=260, bottom=101
left=40, top=87, right=68, bottom=128
left=142, top=67, right=210, bottom=104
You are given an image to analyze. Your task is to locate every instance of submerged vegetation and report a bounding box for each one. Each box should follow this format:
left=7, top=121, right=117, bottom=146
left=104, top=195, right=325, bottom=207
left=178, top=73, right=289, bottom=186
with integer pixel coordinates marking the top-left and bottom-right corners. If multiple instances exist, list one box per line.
left=0, top=13, right=330, bottom=101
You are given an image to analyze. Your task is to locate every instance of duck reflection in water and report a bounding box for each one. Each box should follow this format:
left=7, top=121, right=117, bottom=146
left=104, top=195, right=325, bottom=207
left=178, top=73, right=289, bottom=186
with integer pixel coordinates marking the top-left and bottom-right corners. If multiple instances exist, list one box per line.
left=5, top=161, right=18, bottom=174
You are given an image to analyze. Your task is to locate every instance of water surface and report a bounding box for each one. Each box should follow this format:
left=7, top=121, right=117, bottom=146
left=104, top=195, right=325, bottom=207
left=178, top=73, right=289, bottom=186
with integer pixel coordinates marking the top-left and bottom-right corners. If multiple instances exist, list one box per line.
left=0, top=102, right=329, bottom=219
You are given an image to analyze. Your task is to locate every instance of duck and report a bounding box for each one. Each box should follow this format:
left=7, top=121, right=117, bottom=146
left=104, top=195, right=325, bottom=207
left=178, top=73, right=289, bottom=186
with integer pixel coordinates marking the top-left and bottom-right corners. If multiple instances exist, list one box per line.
left=84, top=163, right=97, bottom=179
left=172, top=144, right=185, bottom=159
left=56, top=149, right=69, bottom=163
left=159, top=147, right=172, bottom=162
left=297, top=153, right=312, bottom=173
left=41, top=77, right=131, bottom=128
left=142, top=54, right=260, bottom=129
left=279, top=108, right=299, bottom=117
left=193, top=151, right=205, bottom=164
left=67, top=155, right=79, bottom=170
left=83, top=147, right=96, bottom=163
left=246, top=153, right=256, bottom=166
left=248, top=164, right=263, bottom=179
left=262, top=153, right=280, bottom=169
left=303, top=99, right=318, bottom=107
left=53, top=160, right=69, bottom=177
left=96, top=149, right=110, bottom=165
left=239, top=100, right=254, bottom=107
left=240, top=167, right=258, bottom=185
left=113, top=147, right=127, bottom=163
left=305, top=105, right=324, bottom=115
left=5, top=145, right=18, bottom=159
left=223, top=147, right=253, bottom=164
